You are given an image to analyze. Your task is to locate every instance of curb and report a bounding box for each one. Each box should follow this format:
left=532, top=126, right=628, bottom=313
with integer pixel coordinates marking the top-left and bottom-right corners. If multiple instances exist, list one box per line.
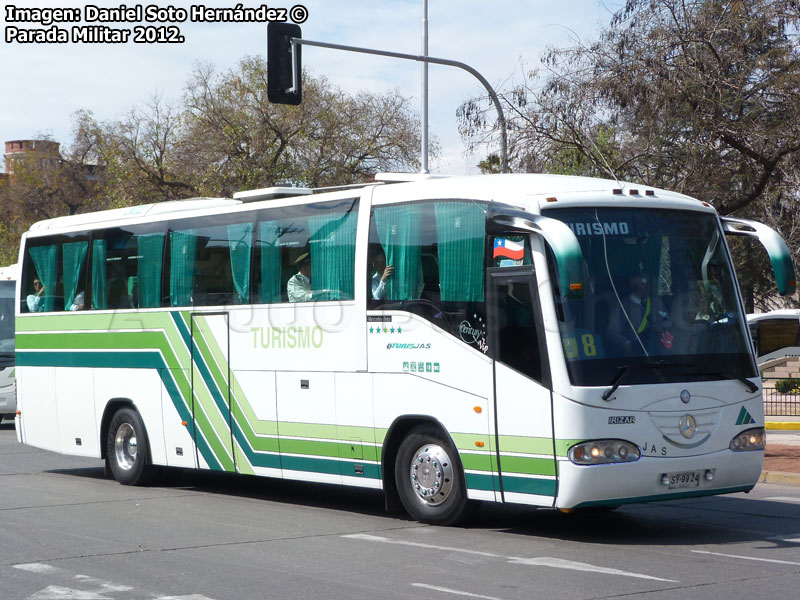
left=760, top=471, right=800, bottom=486
left=765, top=422, right=800, bottom=430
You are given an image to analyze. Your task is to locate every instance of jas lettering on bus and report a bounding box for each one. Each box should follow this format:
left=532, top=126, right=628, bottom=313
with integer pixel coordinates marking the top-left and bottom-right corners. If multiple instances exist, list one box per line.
left=250, top=326, right=324, bottom=349
left=568, top=222, right=630, bottom=236
left=642, top=442, right=667, bottom=456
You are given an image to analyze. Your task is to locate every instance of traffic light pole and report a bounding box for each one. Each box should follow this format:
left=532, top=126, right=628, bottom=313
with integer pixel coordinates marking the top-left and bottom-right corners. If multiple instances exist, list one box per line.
left=288, top=37, right=509, bottom=174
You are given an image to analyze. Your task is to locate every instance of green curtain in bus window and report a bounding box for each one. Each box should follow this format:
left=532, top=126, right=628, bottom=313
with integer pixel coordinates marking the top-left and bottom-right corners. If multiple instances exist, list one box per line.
left=309, top=210, right=358, bottom=300
left=170, top=230, right=197, bottom=307
left=228, top=223, right=253, bottom=304
left=29, top=244, right=58, bottom=312
left=91, top=239, right=108, bottom=309
left=374, top=204, right=423, bottom=301
left=258, top=221, right=282, bottom=303
left=62, top=240, right=88, bottom=310
left=435, top=202, right=486, bottom=302
left=137, top=233, right=164, bottom=308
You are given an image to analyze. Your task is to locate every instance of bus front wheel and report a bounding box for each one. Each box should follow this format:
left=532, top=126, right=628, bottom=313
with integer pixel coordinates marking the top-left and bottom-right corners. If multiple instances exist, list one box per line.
left=106, top=407, right=153, bottom=486
left=395, top=426, right=467, bottom=525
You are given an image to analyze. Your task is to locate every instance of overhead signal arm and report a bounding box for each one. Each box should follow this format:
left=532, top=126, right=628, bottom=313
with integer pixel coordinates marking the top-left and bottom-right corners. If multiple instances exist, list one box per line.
left=267, top=23, right=509, bottom=172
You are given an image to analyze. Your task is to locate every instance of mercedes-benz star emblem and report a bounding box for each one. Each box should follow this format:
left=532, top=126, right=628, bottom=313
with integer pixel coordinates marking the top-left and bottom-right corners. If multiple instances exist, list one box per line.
left=679, top=414, right=698, bottom=439
left=680, top=390, right=691, bottom=404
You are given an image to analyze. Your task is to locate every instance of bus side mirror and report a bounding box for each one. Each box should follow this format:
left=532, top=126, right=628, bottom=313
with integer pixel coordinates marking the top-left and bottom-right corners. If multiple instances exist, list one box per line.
left=721, top=216, right=797, bottom=296
left=490, top=213, right=584, bottom=299
left=267, top=22, right=302, bottom=105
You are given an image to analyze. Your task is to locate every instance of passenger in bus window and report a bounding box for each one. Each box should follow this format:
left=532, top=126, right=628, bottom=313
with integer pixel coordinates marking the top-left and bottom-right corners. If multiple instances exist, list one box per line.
left=69, top=291, right=85, bottom=311
left=608, top=273, right=670, bottom=354
left=287, top=253, right=312, bottom=302
left=26, top=278, right=45, bottom=312
left=370, top=248, right=394, bottom=300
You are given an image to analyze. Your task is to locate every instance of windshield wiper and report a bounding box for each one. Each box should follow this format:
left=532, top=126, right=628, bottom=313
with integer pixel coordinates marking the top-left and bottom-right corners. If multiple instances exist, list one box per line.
left=602, top=361, right=694, bottom=401
left=701, top=371, right=759, bottom=394
left=602, top=362, right=759, bottom=400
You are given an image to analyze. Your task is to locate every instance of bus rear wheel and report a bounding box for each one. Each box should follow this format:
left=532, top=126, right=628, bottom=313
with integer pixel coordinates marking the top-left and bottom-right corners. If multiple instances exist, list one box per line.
left=106, top=407, right=153, bottom=486
left=395, top=426, right=467, bottom=525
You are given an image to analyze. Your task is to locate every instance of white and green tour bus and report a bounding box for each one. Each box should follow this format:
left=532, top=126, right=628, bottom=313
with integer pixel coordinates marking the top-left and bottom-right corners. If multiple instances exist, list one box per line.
left=14, top=174, right=795, bottom=524
left=0, top=263, right=17, bottom=423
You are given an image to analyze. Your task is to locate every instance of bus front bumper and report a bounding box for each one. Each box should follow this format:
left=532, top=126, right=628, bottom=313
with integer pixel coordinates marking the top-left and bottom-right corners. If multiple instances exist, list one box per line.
left=555, top=449, right=763, bottom=509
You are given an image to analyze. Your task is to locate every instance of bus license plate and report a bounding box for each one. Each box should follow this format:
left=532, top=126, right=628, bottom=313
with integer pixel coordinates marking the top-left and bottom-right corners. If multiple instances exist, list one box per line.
left=666, top=471, right=701, bottom=489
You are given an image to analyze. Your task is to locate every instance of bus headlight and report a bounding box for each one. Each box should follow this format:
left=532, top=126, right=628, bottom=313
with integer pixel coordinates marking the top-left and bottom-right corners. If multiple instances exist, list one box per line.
left=729, top=427, right=765, bottom=452
left=568, top=440, right=641, bottom=465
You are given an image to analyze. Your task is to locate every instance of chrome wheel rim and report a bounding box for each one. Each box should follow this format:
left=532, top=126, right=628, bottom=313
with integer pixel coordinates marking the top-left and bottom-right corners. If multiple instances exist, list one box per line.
left=114, top=423, right=138, bottom=471
left=408, top=443, right=454, bottom=507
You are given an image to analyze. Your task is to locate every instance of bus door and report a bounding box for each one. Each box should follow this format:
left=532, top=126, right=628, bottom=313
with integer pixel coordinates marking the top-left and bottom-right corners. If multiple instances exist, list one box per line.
left=190, top=312, right=238, bottom=473
left=488, top=267, right=558, bottom=506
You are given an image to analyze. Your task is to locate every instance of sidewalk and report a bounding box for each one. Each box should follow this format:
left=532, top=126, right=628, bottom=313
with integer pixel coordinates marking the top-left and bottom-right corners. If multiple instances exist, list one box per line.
left=762, top=419, right=800, bottom=486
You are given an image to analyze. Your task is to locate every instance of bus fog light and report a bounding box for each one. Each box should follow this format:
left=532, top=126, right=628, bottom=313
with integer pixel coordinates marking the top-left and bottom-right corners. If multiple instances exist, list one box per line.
left=729, top=428, right=765, bottom=452
left=704, top=470, right=714, bottom=482
left=568, top=440, right=640, bottom=465
left=661, top=474, right=670, bottom=486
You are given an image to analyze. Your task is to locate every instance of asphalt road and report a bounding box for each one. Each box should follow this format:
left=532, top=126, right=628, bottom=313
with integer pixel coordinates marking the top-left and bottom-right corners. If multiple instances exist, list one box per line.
left=2, top=420, right=800, bottom=600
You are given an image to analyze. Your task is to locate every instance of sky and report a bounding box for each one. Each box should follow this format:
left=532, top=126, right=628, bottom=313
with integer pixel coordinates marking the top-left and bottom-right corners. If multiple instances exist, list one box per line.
left=1, top=1, right=621, bottom=177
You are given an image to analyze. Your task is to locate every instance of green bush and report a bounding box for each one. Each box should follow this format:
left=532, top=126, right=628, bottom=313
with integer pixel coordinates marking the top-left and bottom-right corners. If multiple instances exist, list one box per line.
left=774, top=378, right=800, bottom=393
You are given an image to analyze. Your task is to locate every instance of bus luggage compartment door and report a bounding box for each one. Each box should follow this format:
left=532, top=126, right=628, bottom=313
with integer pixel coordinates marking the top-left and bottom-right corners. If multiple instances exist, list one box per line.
left=190, top=312, right=237, bottom=473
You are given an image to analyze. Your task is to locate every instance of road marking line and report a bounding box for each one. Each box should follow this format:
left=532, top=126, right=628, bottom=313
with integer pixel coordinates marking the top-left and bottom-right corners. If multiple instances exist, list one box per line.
left=13, top=563, right=64, bottom=575
left=73, top=575, right=133, bottom=592
left=154, top=596, right=218, bottom=600
left=411, top=583, right=505, bottom=599
left=765, top=497, right=800, bottom=504
left=28, top=585, right=111, bottom=600
left=505, top=557, right=676, bottom=582
left=343, top=533, right=502, bottom=558
left=691, top=550, right=800, bottom=565
left=344, top=533, right=674, bottom=582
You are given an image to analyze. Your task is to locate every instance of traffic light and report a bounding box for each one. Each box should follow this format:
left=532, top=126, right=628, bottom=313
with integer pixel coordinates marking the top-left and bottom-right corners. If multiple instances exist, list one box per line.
left=267, top=22, right=302, bottom=105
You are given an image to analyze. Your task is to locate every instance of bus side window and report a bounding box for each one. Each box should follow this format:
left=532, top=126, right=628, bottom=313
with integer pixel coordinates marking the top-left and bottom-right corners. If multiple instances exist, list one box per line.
left=255, top=199, right=358, bottom=304
left=21, top=233, right=90, bottom=313
left=368, top=200, right=488, bottom=351
left=22, top=243, right=59, bottom=313
left=91, top=226, right=165, bottom=310
left=495, top=280, right=543, bottom=383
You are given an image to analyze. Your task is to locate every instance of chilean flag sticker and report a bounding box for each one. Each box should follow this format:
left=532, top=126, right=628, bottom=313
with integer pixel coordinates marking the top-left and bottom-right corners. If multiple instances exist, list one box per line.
left=493, top=238, right=524, bottom=260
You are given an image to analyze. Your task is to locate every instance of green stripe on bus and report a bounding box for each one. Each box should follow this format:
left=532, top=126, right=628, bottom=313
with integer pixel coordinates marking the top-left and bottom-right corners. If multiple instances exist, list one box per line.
left=502, top=475, right=557, bottom=497
left=465, top=472, right=496, bottom=492
left=498, top=455, right=557, bottom=477
left=281, top=455, right=381, bottom=479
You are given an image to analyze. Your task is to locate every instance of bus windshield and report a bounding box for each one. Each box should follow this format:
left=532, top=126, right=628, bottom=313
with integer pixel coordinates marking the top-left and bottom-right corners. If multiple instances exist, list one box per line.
left=0, top=279, right=14, bottom=362
left=543, top=206, right=756, bottom=386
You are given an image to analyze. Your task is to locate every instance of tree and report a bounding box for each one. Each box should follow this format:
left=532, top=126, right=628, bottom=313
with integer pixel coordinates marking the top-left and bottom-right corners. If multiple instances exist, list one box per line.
left=182, top=57, right=422, bottom=192
left=1, top=56, right=424, bottom=265
left=75, top=99, right=196, bottom=208
left=459, top=0, right=800, bottom=308
left=0, top=129, right=110, bottom=264
left=81, top=57, right=424, bottom=202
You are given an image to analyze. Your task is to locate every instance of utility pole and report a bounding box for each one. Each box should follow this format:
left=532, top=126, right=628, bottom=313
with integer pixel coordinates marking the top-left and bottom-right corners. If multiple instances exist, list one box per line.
left=420, top=0, right=429, bottom=174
